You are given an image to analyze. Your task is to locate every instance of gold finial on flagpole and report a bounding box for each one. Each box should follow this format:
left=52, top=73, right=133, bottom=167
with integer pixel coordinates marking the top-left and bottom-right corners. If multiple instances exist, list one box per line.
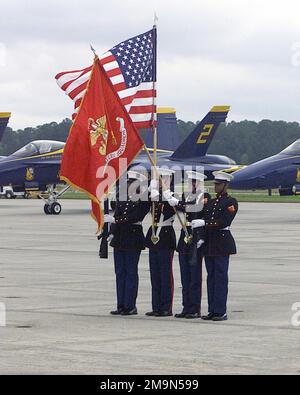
left=153, top=12, right=158, bottom=27
left=90, top=44, right=98, bottom=59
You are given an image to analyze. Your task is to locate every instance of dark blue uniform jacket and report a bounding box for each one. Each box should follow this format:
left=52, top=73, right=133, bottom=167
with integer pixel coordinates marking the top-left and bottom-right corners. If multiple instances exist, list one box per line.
left=202, top=193, right=238, bottom=256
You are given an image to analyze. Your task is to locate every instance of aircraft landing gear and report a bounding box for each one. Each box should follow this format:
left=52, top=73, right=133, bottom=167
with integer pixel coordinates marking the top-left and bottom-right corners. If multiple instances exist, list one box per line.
left=41, top=184, right=71, bottom=215
left=44, top=204, right=51, bottom=215
left=44, top=202, right=62, bottom=215
left=51, top=202, right=62, bottom=215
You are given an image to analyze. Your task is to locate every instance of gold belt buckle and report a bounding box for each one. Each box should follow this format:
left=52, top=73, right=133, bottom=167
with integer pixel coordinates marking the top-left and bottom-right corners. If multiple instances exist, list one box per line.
left=184, top=235, right=193, bottom=244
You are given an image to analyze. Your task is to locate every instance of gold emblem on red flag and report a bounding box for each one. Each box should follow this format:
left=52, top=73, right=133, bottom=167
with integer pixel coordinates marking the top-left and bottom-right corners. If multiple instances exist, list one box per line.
left=101, top=117, right=128, bottom=176
left=88, top=116, right=116, bottom=156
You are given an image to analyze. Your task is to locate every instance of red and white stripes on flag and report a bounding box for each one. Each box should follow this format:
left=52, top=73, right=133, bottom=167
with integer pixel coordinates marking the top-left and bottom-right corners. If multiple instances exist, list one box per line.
left=55, top=29, right=157, bottom=129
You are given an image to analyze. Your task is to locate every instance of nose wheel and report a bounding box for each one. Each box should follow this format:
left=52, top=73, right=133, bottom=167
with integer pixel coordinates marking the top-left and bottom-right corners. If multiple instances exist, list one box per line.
left=51, top=202, right=62, bottom=215
left=41, top=184, right=71, bottom=215
left=44, top=202, right=62, bottom=215
left=44, top=204, right=51, bottom=215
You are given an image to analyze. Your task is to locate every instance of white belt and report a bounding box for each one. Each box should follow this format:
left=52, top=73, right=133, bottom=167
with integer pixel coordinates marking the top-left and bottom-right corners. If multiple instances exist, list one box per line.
left=221, top=226, right=230, bottom=230
left=133, top=222, right=142, bottom=225
left=155, top=216, right=175, bottom=227
left=153, top=216, right=175, bottom=239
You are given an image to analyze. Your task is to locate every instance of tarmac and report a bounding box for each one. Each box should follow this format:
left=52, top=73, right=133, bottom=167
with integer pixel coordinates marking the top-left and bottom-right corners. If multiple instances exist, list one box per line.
left=0, top=199, right=299, bottom=375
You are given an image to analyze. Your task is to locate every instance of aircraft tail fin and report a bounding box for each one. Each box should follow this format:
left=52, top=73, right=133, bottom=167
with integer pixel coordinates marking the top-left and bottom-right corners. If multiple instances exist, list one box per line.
left=170, top=106, right=230, bottom=160
left=141, top=107, right=181, bottom=151
left=0, top=113, right=11, bottom=142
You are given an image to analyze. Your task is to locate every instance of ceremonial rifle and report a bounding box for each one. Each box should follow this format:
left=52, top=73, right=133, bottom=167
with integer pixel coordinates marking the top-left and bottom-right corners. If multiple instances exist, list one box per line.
left=98, top=198, right=109, bottom=259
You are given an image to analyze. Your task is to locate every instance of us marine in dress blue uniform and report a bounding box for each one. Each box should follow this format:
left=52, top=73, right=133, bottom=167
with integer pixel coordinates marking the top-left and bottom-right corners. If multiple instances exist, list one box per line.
left=201, top=171, right=238, bottom=321
left=167, top=171, right=210, bottom=319
left=145, top=169, right=177, bottom=317
left=104, top=171, right=149, bottom=316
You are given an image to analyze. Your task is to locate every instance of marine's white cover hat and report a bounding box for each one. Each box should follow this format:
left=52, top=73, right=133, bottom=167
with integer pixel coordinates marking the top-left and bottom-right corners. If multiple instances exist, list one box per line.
left=127, top=170, right=148, bottom=182
left=212, top=171, right=233, bottom=183
left=156, top=167, right=175, bottom=177
left=186, top=170, right=207, bottom=181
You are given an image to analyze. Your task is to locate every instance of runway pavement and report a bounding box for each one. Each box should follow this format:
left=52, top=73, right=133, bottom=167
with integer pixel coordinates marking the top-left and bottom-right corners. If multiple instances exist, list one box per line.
left=0, top=199, right=299, bottom=375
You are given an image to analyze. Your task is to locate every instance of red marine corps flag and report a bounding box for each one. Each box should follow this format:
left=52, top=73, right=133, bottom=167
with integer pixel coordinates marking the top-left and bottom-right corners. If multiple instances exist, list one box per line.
left=60, top=57, right=145, bottom=232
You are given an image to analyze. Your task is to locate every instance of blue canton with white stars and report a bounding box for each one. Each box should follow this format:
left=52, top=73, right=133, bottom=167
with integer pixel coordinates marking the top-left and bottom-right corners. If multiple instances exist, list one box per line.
left=110, top=29, right=155, bottom=88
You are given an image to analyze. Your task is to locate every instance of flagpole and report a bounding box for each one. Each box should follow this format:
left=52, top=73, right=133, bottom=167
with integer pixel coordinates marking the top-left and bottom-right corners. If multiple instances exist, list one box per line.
left=89, top=45, right=111, bottom=251
left=152, top=15, right=158, bottom=166
left=90, top=44, right=98, bottom=59
left=148, top=17, right=190, bottom=244
left=150, top=17, right=159, bottom=244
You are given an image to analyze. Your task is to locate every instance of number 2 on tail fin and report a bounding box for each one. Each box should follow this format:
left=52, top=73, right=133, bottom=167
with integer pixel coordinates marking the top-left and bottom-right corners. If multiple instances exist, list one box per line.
left=197, top=124, right=213, bottom=144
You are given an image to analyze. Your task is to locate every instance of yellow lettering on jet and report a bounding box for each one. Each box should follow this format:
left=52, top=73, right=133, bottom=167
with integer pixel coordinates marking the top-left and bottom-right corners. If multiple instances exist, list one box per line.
left=197, top=124, right=214, bottom=144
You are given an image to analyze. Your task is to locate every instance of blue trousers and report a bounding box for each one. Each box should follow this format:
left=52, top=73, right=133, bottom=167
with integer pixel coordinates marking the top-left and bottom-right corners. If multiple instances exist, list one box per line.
left=149, top=250, right=174, bottom=313
left=205, top=256, right=230, bottom=315
left=179, top=252, right=203, bottom=314
left=113, top=249, right=141, bottom=311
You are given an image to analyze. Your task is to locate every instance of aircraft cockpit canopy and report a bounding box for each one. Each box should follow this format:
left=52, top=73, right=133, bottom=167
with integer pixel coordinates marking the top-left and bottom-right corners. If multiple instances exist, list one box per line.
left=281, top=139, right=300, bottom=155
left=11, top=140, right=65, bottom=158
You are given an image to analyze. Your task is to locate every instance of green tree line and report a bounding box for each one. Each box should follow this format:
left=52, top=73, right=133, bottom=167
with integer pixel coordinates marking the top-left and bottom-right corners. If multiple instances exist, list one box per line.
left=1, top=118, right=300, bottom=165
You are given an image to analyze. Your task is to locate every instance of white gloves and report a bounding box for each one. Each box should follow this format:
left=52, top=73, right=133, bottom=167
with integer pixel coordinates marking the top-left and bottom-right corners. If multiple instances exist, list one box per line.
left=167, top=196, right=179, bottom=207
left=104, top=214, right=115, bottom=224
left=163, top=189, right=173, bottom=200
left=107, top=234, right=114, bottom=243
left=161, top=189, right=178, bottom=207
left=149, top=179, right=160, bottom=200
left=149, top=179, right=158, bottom=190
left=191, top=219, right=205, bottom=229
left=197, top=239, right=204, bottom=249
left=150, top=188, right=160, bottom=200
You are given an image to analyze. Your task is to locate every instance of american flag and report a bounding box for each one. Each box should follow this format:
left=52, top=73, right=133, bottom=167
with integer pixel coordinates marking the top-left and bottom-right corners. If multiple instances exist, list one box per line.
left=55, top=28, right=156, bottom=129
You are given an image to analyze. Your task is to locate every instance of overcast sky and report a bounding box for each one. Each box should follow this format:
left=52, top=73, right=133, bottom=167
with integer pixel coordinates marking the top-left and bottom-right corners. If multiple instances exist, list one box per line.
left=1, top=0, right=300, bottom=129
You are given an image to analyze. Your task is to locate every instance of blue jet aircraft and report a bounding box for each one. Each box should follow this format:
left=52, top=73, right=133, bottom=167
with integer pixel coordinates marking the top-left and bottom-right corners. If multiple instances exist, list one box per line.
left=0, top=140, right=67, bottom=214
left=230, top=138, right=300, bottom=195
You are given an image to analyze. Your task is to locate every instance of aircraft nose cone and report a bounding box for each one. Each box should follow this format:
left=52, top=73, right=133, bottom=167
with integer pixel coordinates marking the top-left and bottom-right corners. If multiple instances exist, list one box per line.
left=230, top=169, right=266, bottom=189
left=230, top=170, right=247, bottom=189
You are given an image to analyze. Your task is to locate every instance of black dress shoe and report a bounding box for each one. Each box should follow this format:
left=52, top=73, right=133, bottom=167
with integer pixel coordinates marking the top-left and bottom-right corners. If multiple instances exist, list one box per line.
left=185, top=313, right=200, bottom=319
left=174, top=312, right=187, bottom=318
left=201, top=313, right=215, bottom=320
left=110, top=309, right=124, bottom=315
left=121, top=308, right=138, bottom=316
left=145, top=311, right=158, bottom=316
left=212, top=314, right=228, bottom=321
left=156, top=311, right=173, bottom=317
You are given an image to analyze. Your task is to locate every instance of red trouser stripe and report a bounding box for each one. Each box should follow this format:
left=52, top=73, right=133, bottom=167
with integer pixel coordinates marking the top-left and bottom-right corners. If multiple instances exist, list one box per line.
left=169, top=252, right=174, bottom=314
